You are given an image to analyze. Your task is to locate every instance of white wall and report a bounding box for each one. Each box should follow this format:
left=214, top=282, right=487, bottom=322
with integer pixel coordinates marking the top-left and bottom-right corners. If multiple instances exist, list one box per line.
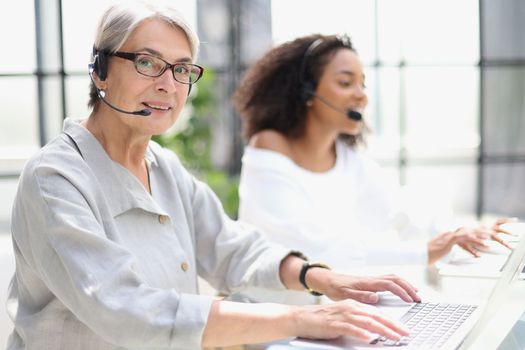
left=0, top=179, right=17, bottom=226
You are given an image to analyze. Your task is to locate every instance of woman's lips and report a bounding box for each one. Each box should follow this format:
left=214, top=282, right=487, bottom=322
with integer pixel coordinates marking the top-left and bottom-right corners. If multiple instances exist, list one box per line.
left=142, top=102, right=172, bottom=111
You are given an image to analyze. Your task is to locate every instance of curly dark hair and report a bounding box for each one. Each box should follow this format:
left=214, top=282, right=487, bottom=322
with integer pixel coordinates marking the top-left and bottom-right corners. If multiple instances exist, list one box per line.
left=233, top=34, right=368, bottom=147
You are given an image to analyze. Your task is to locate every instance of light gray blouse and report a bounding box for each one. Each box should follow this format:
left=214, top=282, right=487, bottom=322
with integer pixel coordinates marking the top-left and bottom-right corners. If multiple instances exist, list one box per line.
left=6, top=118, right=290, bottom=350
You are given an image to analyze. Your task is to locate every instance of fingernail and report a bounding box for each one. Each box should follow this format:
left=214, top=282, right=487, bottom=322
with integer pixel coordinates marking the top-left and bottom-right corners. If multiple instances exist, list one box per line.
left=368, top=293, right=379, bottom=303
left=391, top=333, right=402, bottom=341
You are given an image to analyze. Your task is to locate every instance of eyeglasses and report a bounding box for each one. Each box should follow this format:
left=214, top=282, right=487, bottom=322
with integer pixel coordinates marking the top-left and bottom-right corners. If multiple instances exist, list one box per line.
left=112, top=51, right=204, bottom=84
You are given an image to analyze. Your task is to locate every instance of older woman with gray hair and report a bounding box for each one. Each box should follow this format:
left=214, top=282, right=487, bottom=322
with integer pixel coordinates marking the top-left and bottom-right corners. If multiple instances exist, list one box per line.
left=6, top=1, right=420, bottom=349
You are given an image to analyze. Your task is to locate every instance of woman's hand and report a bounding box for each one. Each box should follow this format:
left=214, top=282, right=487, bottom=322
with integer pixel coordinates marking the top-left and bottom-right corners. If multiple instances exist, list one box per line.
left=427, top=228, right=487, bottom=265
left=306, top=268, right=421, bottom=304
left=490, top=217, right=518, bottom=249
left=292, top=299, right=409, bottom=343
left=203, top=298, right=409, bottom=347
left=427, top=217, right=516, bottom=265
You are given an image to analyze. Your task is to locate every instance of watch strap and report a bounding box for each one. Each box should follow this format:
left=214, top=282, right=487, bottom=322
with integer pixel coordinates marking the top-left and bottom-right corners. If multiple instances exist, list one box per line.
left=299, top=261, right=331, bottom=296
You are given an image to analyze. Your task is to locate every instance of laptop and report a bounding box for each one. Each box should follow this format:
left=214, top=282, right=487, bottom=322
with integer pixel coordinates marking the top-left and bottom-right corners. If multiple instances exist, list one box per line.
left=289, top=222, right=525, bottom=349
left=496, top=310, right=525, bottom=350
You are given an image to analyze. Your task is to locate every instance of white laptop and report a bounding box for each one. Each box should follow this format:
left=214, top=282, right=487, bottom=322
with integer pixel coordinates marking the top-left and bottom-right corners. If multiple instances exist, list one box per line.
left=288, top=222, right=525, bottom=350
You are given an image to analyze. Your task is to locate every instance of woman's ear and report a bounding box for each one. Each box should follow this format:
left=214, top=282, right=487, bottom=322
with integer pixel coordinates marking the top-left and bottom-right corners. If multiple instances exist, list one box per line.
left=92, top=72, right=108, bottom=91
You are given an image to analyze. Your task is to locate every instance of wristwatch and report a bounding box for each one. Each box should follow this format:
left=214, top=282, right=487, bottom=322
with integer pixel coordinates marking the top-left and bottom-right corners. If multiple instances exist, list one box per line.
left=299, top=261, right=331, bottom=296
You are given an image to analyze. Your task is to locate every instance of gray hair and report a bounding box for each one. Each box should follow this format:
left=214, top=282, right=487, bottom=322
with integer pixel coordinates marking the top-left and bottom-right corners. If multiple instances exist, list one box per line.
left=88, top=0, right=200, bottom=110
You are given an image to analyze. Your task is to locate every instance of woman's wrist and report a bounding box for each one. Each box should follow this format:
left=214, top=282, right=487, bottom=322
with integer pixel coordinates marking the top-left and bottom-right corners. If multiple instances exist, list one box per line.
left=427, top=230, right=455, bottom=265
left=279, top=253, right=309, bottom=291
left=287, top=305, right=302, bottom=337
left=304, top=266, right=333, bottom=296
left=279, top=253, right=333, bottom=296
left=203, top=300, right=300, bottom=347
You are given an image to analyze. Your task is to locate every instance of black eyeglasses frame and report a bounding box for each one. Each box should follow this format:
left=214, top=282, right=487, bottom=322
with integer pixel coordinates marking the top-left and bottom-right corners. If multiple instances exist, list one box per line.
left=112, top=51, right=204, bottom=84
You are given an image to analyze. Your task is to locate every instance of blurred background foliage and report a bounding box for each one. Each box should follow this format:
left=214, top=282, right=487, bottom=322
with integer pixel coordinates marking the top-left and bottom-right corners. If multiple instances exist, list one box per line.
left=152, top=69, right=240, bottom=218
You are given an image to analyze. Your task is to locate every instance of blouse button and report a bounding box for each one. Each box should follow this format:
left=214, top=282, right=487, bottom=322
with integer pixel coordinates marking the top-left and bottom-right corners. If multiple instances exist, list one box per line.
left=181, top=262, right=189, bottom=272
left=158, top=215, right=168, bottom=224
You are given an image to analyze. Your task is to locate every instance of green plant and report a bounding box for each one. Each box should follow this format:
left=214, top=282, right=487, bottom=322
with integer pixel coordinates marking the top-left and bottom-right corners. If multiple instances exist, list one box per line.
left=153, top=69, right=240, bottom=218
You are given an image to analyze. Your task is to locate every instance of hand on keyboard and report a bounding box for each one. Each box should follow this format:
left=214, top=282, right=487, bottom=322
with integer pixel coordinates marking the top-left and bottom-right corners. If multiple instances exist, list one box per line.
left=371, top=302, right=477, bottom=348
left=293, top=299, right=410, bottom=343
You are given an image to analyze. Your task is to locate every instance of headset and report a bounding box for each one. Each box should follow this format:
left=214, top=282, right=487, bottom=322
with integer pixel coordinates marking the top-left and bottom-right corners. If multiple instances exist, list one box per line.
left=298, top=35, right=362, bottom=121
left=299, top=38, right=325, bottom=104
left=92, top=47, right=109, bottom=81
left=89, top=48, right=150, bottom=116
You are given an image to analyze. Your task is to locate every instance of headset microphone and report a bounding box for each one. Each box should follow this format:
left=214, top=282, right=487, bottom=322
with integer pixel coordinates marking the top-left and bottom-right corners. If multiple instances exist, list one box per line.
left=88, top=65, right=151, bottom=117
left=306, top=90, right=362, bottom=121
left=347, top=109, right=362, bottom=121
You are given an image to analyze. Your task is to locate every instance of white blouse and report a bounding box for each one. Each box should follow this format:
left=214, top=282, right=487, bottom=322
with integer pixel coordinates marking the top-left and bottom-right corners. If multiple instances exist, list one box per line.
left=7, top=118, right=290, bottom=350
left=239, top=141, right=430, bottom=272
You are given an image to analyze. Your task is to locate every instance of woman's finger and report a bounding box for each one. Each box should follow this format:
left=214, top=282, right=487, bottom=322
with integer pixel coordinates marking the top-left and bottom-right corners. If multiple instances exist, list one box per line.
left=349, top=315, right=406, bottom=341
left=491, top=234, right=513, bottom=250
left=459, top=243, right=480, bottom=257
left=382, top=276, right=421, bottom=302
left=494, top=217, right=518, bottom=225
left=332, top=322, right=375, bottom=342
left=352, top=308, right=411, bottom=337
left=494, top=227, right=514, bottom=235
left=468, top=237, right=490, bottom=251
left=493, top=217, right=519, bottom=235
left=373, top=280, right=414, bottom=303
left=381, top=274, right=419, bottom=293
left=340, top=289, right=380, bottom=304
left=456, top=234, right=489, bottom=249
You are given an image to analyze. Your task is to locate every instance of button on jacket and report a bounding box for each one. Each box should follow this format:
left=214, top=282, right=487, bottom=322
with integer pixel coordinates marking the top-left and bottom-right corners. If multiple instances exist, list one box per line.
left=7, top=118, right=290, bottom=350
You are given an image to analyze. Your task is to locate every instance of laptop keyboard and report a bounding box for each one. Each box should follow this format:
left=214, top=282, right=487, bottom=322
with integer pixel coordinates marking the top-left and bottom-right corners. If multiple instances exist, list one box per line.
left=371, top=302, right=478, bottom=348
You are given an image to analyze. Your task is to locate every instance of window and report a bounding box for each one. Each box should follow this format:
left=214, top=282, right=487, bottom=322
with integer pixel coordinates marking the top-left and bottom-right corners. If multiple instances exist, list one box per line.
left=270, top=0, right=484, bottom=218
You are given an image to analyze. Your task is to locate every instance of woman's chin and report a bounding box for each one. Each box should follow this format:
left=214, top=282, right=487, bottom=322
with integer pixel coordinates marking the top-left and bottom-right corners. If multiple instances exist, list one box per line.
left=341, top=126, right=361, bottom=136
left=137, top=120, right=175, bottom=138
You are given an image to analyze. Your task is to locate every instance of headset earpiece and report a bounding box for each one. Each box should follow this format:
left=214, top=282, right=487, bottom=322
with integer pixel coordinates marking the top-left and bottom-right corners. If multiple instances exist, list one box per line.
left=93, top=49, right=108, bottom=81
left=299, top=38, right=324, bottom=105
left=301, top=80, right=315, bottom=104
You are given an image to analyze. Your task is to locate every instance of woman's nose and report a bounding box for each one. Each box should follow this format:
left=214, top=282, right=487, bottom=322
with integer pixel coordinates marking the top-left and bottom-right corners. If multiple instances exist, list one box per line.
left=353, top=84, right=366, bottom=99
left=155, top=68, right=178, bottom=93
left=353, top=85, right=368, bottom=108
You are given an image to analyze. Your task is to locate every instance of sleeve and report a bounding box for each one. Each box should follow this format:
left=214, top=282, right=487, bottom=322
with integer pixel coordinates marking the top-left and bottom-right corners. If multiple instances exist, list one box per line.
left=12, top=158, right=212, bottom=349
left=238, top=151, right=428, bottom=269
left=189, top=174, right=291, bottom=295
